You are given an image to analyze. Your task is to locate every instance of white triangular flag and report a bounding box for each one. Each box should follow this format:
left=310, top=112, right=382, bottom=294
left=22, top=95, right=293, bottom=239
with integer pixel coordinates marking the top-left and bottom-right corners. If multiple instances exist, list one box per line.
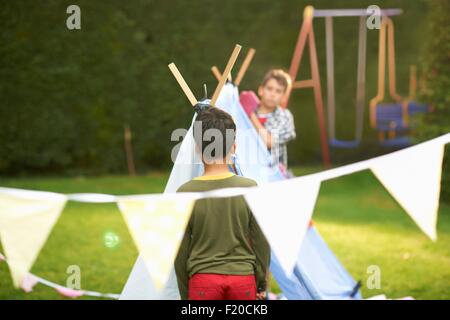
left=0, top=188, right=67, bottom=287
left=244, top=177, right=321, bottom=276
left=370, top=139, right=445, bottom=240
left=117, top=194, right=195, bottom=291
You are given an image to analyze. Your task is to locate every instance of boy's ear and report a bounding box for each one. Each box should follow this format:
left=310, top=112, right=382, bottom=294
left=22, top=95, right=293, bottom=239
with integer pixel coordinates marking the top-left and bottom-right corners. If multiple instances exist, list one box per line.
left=282, top=85, right=291, bottom=103
left=231, top=142, right=237, bottom=155
left=226, top=142, right=237, bottom=164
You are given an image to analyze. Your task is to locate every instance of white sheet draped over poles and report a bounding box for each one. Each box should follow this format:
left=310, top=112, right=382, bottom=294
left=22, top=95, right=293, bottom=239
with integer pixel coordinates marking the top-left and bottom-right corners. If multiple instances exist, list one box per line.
left=0, top=133, right=449, bottom=297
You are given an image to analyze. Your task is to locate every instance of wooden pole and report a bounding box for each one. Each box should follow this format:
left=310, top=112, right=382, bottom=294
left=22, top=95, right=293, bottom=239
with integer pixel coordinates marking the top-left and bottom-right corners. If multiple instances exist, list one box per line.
left=168, top=63, right=198, bottom=106
left=124, top=124, right=136, bottom=176
left=211, top=44, right=242, bottom=106
left=308, top=17, right=331, bottom=167
left=284, top=6, right=330, bottom=167
left=210, top=66, right=232, bottom=82
left=211, top=48, right=256, bottom=86
left=283, top=6, right=314, bottom=108
left=211, top=66, right=221, bottom=81
left=234, top=48, right=256, bottom=86
left=409, top=65, right=417, bottom=100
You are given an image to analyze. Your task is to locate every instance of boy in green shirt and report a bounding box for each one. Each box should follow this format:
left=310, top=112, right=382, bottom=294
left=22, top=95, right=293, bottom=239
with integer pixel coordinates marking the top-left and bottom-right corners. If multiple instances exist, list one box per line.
left=175, top=106, right=270, bottom=300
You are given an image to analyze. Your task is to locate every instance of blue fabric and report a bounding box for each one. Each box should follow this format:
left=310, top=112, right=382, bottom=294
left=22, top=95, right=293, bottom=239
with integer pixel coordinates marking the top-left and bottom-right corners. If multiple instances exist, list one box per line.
left=216, top=83, right=362, bottom=300
left=380, top=136, right=411, bottom=148
left=272, top=226, right=362, bottom=300
left=408, top=102, right=430, bottom=115
left=329, top=138, right=360, bottom=149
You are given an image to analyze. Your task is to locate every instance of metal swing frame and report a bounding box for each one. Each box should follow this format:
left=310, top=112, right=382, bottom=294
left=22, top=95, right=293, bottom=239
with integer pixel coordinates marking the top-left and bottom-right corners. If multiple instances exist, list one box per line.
left=325, top=15, right=367, bottom=149
left=283, top=6, right=402, bottom=165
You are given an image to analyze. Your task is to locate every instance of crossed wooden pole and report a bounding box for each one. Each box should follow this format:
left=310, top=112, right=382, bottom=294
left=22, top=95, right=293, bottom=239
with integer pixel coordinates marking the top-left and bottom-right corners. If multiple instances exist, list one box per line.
left=211, top=48, right=256, bottom=87
left=168, top=44, right=242, bottom=107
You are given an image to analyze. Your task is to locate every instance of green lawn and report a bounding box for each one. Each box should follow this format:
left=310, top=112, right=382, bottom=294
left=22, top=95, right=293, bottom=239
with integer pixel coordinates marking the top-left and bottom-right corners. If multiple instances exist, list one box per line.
left=0, top=168, right=449, bottom=299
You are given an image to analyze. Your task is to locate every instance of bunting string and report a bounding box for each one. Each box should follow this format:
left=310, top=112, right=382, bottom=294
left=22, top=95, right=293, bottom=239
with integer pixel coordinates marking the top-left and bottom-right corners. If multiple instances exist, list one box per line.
left=0, top=251, right=120, bottom=299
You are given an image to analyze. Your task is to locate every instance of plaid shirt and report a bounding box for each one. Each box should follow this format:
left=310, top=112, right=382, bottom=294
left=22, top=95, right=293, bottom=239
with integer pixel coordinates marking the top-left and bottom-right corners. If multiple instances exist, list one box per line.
left=256, top=106, right=296, bottom=168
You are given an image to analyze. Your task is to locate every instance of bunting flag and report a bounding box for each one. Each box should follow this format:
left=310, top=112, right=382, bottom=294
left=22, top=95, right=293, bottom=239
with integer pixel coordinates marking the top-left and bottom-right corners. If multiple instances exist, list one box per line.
left=370, top=138, right=445, bottom=241
left=20, top=274, right=38, bottom=293
left=0, top=188, right=67, bottom=288
left=117, top=194, right=196, bottom=291
left=244, top=177, right=321, bottom=276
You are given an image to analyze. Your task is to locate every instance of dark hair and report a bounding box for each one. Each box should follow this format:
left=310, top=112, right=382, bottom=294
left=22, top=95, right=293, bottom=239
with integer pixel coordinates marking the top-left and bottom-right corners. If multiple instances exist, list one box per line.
left=261, top=69, right=292, bottom=92
left=193, top=107, right=236, bottom=162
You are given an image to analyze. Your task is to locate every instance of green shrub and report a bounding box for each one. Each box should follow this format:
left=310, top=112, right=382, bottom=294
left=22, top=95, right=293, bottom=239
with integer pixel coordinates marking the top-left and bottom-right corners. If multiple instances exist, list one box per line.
left=416, top=0, right=450, bottom=204
left=0, top=0, right=431, bottom=175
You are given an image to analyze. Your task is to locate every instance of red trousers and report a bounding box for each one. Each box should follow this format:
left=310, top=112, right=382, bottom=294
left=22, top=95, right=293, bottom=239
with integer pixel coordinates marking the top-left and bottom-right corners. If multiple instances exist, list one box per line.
left=188, top=273, right=256, bottom=300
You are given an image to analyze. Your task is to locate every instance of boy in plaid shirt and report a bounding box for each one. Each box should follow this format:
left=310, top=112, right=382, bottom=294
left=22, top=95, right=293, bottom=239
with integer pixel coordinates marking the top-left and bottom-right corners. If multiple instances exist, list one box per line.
left=243, top=69, right=296, bottom=169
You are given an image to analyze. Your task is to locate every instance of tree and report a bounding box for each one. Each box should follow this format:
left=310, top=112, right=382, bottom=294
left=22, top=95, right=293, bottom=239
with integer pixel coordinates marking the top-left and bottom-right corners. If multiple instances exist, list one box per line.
left=417, top=0, right=450, bottom=204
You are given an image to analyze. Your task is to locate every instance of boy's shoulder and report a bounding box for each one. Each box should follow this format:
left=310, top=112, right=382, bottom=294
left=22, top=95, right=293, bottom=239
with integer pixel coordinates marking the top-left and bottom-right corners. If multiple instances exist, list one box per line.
left=176, top=180, right=198, bottom=192
left=230, top=175, right=258, bottom=187
left=176, top=175, right=257, bottom=192
left=275, top=106, right=293, bottom=119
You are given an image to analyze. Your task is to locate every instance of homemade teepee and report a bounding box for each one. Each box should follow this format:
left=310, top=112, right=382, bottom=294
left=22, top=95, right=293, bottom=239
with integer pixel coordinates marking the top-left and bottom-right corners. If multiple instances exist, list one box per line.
left=120, top=45, right=360, bottom=300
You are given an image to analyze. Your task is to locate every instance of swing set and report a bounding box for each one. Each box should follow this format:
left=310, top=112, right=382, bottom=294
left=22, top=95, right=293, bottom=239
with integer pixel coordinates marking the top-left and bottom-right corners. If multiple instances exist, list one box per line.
left=283, top=6, right=430, bottom=166
left=370, top=16, right=431, bottom=147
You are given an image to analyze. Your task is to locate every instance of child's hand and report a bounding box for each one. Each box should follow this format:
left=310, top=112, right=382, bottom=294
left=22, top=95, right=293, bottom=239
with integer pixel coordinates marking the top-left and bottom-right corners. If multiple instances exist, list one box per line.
left=240, top=91, right=259, bottom=117
left=256, top=291, right=266, bottom=300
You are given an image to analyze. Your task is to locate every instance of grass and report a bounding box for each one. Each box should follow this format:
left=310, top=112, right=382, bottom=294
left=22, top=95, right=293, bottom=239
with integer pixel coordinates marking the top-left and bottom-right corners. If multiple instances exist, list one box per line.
left=0, top=168, right=449, bottom=299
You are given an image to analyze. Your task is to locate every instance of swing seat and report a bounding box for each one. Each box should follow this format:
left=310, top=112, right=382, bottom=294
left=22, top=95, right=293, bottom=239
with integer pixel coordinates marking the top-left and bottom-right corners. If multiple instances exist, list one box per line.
left=329, top=139, right=360, bottom=148
left=375, top=103, right=408, bottom=132
left=380, top=136, right=411, bottom=147
left=408, top=102, right=430, bottom=115
left=376, top=104, right=412, bottom=148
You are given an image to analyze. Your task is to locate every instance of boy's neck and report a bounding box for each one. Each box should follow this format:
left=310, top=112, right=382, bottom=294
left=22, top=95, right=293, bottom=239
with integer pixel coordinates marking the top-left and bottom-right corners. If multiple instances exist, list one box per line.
left=202, top=163, right=231, bottom=176
left=258, top=101, right=276, bottom=114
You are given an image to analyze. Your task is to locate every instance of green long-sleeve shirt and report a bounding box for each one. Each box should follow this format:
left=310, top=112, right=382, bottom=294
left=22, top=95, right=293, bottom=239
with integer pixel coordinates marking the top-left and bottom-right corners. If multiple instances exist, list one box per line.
left=174, top=172, right=270, bottom=300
